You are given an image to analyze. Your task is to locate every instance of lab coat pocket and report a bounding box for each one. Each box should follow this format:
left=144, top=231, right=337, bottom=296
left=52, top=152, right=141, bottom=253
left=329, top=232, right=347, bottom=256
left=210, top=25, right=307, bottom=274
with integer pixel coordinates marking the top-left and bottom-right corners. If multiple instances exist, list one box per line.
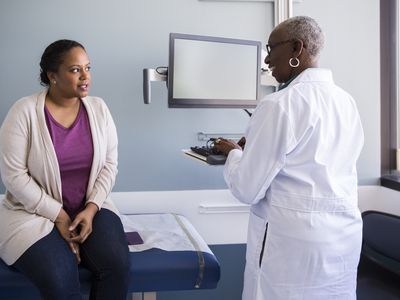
left=246, top=212, right=267, bottom=271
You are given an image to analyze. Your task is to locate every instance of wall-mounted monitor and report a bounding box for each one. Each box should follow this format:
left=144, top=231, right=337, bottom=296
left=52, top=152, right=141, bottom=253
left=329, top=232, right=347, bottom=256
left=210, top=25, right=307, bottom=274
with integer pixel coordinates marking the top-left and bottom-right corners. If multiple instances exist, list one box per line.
left=168, top=33, right=261, bottom=108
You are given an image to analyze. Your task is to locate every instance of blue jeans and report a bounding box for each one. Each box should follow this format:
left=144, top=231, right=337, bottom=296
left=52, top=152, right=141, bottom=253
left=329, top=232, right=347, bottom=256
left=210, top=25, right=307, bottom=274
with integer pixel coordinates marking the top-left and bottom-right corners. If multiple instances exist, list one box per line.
left=13, top=209, right=130, bottom=300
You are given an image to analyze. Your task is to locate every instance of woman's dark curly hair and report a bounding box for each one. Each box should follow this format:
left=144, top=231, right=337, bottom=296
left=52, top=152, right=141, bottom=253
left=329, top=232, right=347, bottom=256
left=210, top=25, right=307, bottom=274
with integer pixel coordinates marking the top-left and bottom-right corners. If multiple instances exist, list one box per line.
left=39, top=39, right=85, bottom=86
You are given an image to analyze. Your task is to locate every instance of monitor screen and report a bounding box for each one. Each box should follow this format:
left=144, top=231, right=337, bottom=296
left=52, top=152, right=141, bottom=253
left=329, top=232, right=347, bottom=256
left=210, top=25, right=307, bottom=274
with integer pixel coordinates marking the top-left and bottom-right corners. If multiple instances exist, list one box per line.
left=168, top=33, right=261, bottom=108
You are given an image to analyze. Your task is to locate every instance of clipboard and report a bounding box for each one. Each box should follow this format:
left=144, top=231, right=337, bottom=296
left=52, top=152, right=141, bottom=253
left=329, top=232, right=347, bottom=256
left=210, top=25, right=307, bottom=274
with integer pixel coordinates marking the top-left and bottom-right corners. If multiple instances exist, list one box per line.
left=182, top=149, right=226, bottom=165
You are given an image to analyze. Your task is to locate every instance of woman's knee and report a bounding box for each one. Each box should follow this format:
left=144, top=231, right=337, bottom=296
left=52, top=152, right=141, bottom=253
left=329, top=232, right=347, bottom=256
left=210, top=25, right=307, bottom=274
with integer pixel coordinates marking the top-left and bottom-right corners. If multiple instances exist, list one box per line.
left=42, top=276, right=81, bottom=300
left=29, top=262, right=82, bottom=300
left=12, top=228, right=82, bottom=299
left=94, top=245, right=130, bottom=279
left=82, top=209, right=130, bottom=272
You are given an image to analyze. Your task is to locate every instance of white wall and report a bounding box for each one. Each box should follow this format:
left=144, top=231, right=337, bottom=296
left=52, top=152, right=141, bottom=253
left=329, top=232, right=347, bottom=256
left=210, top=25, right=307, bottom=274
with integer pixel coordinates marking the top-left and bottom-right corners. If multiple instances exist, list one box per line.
left=107, top=185, right=399, bottom=245
left=294, top=0, right=381, bottom=184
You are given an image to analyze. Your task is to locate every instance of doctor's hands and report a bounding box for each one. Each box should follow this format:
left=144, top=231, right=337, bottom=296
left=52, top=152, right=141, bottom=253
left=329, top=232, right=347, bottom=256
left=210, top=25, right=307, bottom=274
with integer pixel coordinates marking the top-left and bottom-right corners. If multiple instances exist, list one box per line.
left=237, top=137, right=246, bottom=149
left=69, top=202, right=98, bottom=244
left=214, top=137, right=245, bottom=156
left=55, top=208, right=81, bottom=264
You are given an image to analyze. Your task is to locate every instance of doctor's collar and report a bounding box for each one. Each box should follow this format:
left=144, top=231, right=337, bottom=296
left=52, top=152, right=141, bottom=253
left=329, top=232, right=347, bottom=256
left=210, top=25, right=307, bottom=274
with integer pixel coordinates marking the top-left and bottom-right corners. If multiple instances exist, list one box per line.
left=278, top=73, right=299, bottom=91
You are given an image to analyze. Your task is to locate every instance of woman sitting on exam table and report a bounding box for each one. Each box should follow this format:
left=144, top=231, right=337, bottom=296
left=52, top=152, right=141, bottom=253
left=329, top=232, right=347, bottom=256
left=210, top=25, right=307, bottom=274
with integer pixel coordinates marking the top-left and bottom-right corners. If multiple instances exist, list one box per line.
left=214, top=16, right=364, bottom=300
left=0, top=39, right=130, bottom=300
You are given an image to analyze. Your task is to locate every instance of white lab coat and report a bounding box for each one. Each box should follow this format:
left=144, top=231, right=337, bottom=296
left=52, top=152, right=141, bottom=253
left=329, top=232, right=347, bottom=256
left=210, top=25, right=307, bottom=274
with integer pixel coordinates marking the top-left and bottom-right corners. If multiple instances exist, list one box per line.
left=224, top=68, right=364, bottom=300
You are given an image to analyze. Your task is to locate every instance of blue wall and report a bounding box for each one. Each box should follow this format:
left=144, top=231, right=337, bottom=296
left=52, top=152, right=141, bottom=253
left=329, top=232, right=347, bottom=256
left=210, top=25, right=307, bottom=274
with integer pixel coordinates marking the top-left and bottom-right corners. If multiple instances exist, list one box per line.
left=0, top=0, right=380, bottom=194
left=0, top=0, right=273, bottom=193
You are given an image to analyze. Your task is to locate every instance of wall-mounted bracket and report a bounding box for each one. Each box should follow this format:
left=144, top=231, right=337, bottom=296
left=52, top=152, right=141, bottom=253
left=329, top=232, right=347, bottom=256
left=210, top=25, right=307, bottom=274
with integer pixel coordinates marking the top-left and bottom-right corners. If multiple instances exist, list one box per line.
left=143, top=68, right=168, bottom=104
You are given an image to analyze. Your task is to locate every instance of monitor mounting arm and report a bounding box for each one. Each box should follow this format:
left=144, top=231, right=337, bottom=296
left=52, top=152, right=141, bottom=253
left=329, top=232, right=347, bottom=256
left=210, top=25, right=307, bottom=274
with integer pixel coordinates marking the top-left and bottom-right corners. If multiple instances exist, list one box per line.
left=143, top=68, right=168, bottom=104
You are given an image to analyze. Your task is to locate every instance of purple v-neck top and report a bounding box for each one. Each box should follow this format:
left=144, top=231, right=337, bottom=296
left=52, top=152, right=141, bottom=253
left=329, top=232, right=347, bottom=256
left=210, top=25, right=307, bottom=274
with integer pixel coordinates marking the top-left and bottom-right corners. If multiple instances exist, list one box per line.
left=45, top=101, right=94, bottom=219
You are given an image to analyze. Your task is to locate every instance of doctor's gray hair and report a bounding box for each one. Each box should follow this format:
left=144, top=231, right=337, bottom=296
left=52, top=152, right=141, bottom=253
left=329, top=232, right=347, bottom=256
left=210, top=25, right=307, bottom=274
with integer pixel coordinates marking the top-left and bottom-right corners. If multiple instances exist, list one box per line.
left=278, top=16, right=324, bottom=58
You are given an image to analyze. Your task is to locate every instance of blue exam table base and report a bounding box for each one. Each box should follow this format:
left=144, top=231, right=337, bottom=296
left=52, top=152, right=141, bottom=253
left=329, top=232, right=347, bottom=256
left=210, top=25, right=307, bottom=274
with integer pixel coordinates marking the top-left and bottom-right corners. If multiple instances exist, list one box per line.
left=0, top=248, right=220, bottom=299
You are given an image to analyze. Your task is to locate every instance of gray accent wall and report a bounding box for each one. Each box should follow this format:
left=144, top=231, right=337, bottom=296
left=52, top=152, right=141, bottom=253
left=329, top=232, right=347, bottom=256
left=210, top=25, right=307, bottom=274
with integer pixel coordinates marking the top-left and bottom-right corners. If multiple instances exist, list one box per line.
left=0, top=0, right=379, bottom=194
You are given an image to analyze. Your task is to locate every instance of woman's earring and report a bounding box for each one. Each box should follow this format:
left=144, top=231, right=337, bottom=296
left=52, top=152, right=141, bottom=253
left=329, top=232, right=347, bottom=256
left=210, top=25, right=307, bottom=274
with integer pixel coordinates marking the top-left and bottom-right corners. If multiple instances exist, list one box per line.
left=52, top=80, right=56, bottom=85
left=289, top=57, right=300, bottom=68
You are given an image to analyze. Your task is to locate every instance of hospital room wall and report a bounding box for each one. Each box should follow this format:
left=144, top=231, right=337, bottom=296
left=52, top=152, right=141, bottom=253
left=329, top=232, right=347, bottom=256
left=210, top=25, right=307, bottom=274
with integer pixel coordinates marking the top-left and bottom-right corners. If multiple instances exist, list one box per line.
left=295, top=0, right=381, bottom=186
left=0, top=1, right=380, bottom=300
left=0, top=0, right=379, bottom=193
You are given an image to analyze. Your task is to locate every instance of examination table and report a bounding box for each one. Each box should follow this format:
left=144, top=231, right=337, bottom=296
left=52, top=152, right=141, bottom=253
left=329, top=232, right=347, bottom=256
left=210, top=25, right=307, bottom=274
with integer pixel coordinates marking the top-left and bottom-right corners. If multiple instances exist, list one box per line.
left=0, top=213, right=221, bottom=300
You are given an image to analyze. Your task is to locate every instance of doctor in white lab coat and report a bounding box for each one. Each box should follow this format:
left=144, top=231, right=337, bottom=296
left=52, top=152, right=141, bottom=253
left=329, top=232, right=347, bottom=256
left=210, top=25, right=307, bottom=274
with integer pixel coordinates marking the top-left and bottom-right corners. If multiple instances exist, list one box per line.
left=215, top=16, right=364, bottom=300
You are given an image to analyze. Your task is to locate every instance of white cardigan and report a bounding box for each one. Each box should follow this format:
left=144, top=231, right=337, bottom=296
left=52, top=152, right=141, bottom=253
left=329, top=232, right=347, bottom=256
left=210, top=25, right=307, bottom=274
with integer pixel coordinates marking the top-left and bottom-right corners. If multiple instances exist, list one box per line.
left=0, top=90, right=119, bottom=265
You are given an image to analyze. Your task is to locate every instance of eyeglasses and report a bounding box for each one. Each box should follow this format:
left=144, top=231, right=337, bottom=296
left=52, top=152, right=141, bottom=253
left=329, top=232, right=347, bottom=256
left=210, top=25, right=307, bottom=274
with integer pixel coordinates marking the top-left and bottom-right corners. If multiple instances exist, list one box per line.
left=266, top=39, right=293, bottom=55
